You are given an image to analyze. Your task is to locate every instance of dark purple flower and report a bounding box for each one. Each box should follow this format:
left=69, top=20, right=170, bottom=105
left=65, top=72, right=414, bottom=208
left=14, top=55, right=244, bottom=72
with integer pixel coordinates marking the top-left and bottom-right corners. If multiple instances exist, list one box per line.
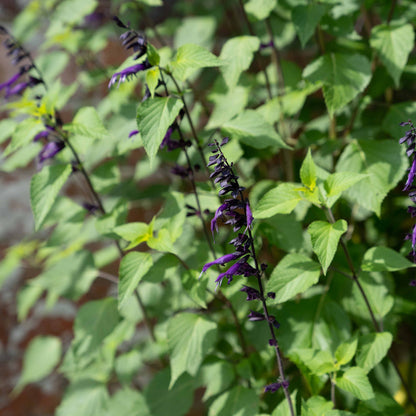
left=38, top=141, right=65, bottom=164
left=34, top=130, right=50, bottom=141
left=240, top=285, right=261, bottom=301
left=128, top=129, right=139, bottom=138
left=108, top=61, right=151, bottom=88
left=409, top=280, right=416, bottom=286
left=269, top=339, right=277, bottom=346
left=404, top=159, right=416, bottom=191
left=248, top=310, right=266, bottom=321
left=267, top=292, right=276, bottom=299
left=200, top=252, right=244, bottom=276
left=245, top=202, right=254, bottom=229
left=171, top=165, right=190, bottom=178
left=264, top=380, right=289, bottom=393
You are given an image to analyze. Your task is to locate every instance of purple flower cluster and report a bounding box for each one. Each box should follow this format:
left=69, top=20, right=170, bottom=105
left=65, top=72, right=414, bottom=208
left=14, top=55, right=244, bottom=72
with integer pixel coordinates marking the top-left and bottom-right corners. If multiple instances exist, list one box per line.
left=0, top=27, right=65, bottom=166
left=400, top=121, right=416, bottom=264
left=0, top=26, right=42, bottom=98
left=200, top=138, right=260, bottom=287
left=108, top=17, right=151, bottom=88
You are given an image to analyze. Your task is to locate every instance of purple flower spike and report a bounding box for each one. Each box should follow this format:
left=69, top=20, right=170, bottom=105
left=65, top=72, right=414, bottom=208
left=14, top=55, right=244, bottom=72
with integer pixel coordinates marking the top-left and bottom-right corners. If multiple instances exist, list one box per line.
left=108, top=61, right=151, bottom=88
left=404, top=159, right=416, bottom=191
left=264, top=382, right=282, bottom=393
left=245, top=202, right=254, bottom=229
left=38, top=141, right=65, bottom=164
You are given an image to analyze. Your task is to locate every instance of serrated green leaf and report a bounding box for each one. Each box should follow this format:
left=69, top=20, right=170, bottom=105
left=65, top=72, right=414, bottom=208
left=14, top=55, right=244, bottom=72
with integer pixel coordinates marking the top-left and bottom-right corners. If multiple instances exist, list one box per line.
left=201, top=361, right=234, bottom=401
left=267, top=253, right=321, bottom=303
left=145, top=67, right=160, bottom=98
left=336, top=366, right=374, bottom=400
left=300, top=148, right=317, bottom=190
left=56, top=380, right=109, bottom=416
left=221, top=110, right=289, bottom=149
left=336, top=139, right=407, bottom=216
left=136, top=97, right=184, bottom=163
left=73, top=298, right=120, bottom=358
left=219, top=36, right=260, bottom=89
left=335, top=335, right=357, bottom=366
left=361, top=246, right=416, bottom=272
left=4, top=118, right=44, bottom=157
left=324, top=171, right=368, bottom=203
left=308, top=220, right=347, bottom=275
left=30, top=251, right=96, bottom=304
left=113, top=221, right=153, bottom=250
left=167, top=313, right=216, bottom=387
left=30, top=164, right=72, bottom=231
left=303, top=53, right=371, bottom=116
left=209, top=386, right=259, bottom=416
left=370, top=23, right=414, bottom=87
left=14, top=336, right=61, bottom=394
left=244, top=0, right=276, bottom=20
left=106, top=388, right=150, bottom=416
left=146, top=43, right=160, bottom=66
left=292, top=3, right=327, bottom=48
left=356, top=332, right=393, bottom=373
left=253, top=183, right=302, bottom=218
left=118, top=252, right=153, bottom=309
left=170, top=43, right=222, bottom=81
left=301, top=395, right=334, bottom=416
left=66, top=106, right=109, bottom=140
left=145, top=370, right=194, bottom=416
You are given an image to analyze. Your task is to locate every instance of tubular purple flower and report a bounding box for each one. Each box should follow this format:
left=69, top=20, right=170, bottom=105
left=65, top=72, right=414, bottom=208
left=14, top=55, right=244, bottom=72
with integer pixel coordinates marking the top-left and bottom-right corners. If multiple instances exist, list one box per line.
left=38, top=141, right=65, bottom=164
left=248, top=310, right=266, bottom=321
left=108, top=61, right=151, bottom=88
left=215, top=262, right=242, bottom=287
left=34, top=130, right=50, bottom=141
left=404, top=159, right=416, bottom=191
left=128, top=129, right=139, bottom=138
left=240, top=285, right=261, bottom=301
left=200, top=252, right=243, bottom=276
left=245, top=202, right=254, bottom=229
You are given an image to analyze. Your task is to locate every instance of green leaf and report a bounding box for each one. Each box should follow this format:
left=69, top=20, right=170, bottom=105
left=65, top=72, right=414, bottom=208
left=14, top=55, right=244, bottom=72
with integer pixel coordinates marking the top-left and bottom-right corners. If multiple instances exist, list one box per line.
left=208, top=386, right=259, bottom=416
left=303, top=53, right=371, bottom=116
left=145, top=370, right=194, bottom=416
left=146, top=43, right=160, bottom=66
left=145, top=67, right=160, bottom=98
left=356, top=332, right=393, bottom=373
left=106, top=388, right=150, bottom=416
left=201, top=361, right=234, bottom=401
left=118, top=252, right=153, bottom=309
left=304, top=349, right=337, bottom=375
left=73, top=298, right=120, bottom=358
left=267, top=253, right=321, bottom=303
left=115, top=350, right=142, bottom=385
left=3, top=118, right=44, bottom=156
left=301, top=396, right=334, bottom=416
left=221, top=110, right=289, bottom=149
left=253, top=183, right=302, bottom=218
left=361, top=246, right=416, bottom=272
left=323, top=171, right=368, bottom=207
left=219, top=36, right=260, bottom=89
left=308, top=220, right=347, bottom=275
left=335, top=336, right=357, bottom=366
left=0, top=118, right=17, bottom=144
left=113, top=221, right=154, bottom=250
left=167, top=313, right=216, bottom=387
left=244, top=0, right=276, bottom=21
left=370, top=23, right=414, bottom=87
left=292, top=3, right=327, bottom=48
left=66, top=106, right=109, bottom=140
left=336, top=139, right=407, bottom=216
left=357, top=391, right=405, bottom=416
left=336, top=367, right=374, bottom=400
left=300, top=148, right=317, bottom=190
left=136, top=97, right=184, bottom=163
left=170, top=43, right=222, bottom=81
left=56, top=380, right=109, bottom=416
left=14, top=336, right=61, bottom=393
left=30, top=164, right=72, bottom=231
left=30, top=251, right=96, bottom=304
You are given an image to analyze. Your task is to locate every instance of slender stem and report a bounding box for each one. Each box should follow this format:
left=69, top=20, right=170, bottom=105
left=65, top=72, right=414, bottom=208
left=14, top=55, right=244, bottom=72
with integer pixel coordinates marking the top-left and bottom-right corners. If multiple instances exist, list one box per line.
left=164, top=71, right=210, bottom=174
left=326, top=206, right=416, bottom=410
left=387, top=0, right=397, bottom=23
left=97, top=271, right=119, bottom=284
left=330, top=374, right=336, bottom=407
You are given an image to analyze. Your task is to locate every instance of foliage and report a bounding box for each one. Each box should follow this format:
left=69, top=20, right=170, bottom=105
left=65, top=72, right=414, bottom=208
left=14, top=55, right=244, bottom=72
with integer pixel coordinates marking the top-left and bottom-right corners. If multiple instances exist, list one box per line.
left=1, top=1, right=416, bottom=415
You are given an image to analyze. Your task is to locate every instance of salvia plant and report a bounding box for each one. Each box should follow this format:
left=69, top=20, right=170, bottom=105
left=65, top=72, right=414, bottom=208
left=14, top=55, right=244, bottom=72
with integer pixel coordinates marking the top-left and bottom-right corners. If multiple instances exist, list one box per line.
left=1, top=1, right=416, bottom=416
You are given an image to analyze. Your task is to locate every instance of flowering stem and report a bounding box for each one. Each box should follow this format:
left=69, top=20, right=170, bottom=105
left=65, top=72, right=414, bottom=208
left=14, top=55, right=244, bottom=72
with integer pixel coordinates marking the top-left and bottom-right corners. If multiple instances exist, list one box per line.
left=215, top=143, right=295, bottom=415
left=326, top=206, right=416, bottom=410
